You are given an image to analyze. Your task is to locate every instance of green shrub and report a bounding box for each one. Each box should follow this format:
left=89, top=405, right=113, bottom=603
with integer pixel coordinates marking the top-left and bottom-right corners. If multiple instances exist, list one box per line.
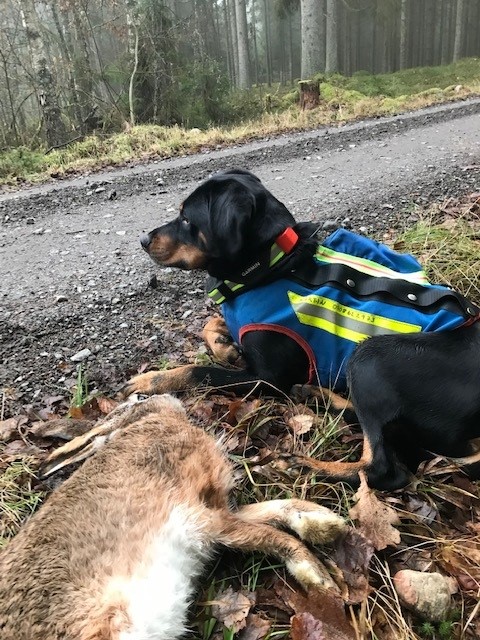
left=0, top=147, right=47, bottom=182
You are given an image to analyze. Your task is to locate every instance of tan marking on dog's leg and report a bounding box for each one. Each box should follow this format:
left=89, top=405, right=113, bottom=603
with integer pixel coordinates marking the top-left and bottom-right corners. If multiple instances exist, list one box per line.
left=292, top=384, right=354, bottom=414
left=121, top=366, right=197, bottom=398
left=202, top=316, right=245, bottom=368
left=448, top=439, right=480, bottom=466
left=286, top=435, right=373, bottom=483
left=237, top=499, right=346, bottom=545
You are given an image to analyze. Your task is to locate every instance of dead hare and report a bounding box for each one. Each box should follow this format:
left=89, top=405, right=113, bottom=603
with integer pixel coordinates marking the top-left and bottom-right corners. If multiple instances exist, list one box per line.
left=0, top=394, right=346, bottom=640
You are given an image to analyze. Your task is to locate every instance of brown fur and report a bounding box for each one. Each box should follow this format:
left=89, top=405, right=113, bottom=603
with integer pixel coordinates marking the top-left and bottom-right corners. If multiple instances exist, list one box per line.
left=201, top=316, right=246, bottom=367
left=148, top=235, right=207, bottom=268
left=0, top=395, right=346, bottom=640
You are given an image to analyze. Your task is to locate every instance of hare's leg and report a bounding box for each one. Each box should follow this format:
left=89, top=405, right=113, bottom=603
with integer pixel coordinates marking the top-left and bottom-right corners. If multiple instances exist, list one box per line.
left=237, top=499, right=346, bottom=545
left=217, top=514, right=338, bottom=591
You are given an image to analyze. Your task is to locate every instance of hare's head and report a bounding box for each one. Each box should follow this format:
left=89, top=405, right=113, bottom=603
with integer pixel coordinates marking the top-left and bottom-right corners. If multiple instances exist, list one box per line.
left=39, top=394, right=186, bottom=479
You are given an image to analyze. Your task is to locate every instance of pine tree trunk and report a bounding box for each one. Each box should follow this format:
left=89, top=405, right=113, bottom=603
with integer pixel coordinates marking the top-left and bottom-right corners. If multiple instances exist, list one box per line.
left=229, top=0, right=239, bottom=86
left=262, top=0, right=272, bottom=86
left=325, top=0, right=338, bottom=73
left=441, top=0, right=452, bottom=64
left=223, top=0, right=235, bottom=85
left=433, top=0, right=443, bottom=64
left=300, top=0, right=324, bottom=78
left=399, top=0, right=408, bottom=69
left=235, top=0, right=250, bottom=89
left=453, top=0, right=466, bottom=61
left=424, top=0, right=435, bottom=65
left=19, top=0, right=67, bottom=147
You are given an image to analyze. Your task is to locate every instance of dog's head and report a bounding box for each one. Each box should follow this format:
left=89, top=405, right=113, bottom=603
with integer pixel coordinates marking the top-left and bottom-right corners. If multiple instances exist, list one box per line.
left=140, top=169, right=297, bottom=278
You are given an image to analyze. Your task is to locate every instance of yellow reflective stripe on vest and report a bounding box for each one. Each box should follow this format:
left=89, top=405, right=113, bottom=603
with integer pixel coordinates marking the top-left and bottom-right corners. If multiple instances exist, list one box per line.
left=288, top=291, right=422, bottom=343
left=208, top=288, right=226, bottom=304
left=224, top=280, right=244, bottom=292
left=315, top=245, right=429, bottom=285
left=269, top=243, right=285, bottom=267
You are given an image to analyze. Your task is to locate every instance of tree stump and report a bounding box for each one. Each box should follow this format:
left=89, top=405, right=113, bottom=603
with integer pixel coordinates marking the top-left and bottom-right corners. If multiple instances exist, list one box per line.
left=299, top=80, right=320, bottom=110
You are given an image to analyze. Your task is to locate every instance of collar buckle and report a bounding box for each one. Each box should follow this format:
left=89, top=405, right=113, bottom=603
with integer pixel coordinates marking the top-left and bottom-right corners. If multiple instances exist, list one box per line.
left=275, top=227, right=299, bottom=254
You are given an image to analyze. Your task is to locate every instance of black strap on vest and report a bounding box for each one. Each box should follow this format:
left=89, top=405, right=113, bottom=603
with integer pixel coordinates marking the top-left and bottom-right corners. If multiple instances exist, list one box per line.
left=290, top=261, right=480, bottom=319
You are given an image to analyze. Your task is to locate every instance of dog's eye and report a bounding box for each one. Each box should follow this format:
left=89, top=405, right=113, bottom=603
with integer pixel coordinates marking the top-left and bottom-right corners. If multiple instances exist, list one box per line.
left=181, top=217, right=190, bottom=227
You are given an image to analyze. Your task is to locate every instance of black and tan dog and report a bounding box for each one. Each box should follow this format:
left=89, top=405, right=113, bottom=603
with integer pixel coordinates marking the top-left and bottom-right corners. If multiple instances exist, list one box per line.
left=126, top=169, right=480, bottom=490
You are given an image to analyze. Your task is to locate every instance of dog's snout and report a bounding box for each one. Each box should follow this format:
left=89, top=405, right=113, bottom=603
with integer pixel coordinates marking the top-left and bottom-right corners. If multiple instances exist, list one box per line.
left=140, top=233, right=151, bottom=251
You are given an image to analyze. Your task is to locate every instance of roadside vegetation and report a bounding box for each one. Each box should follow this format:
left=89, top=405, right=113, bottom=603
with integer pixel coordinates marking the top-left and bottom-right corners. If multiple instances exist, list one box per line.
left=0, top=59, right=479, bottom=188
left=1, top=194, right=479, bottom=638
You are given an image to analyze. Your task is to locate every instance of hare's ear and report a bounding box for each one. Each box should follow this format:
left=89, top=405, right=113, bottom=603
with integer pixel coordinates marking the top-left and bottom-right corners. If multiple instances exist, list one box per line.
left=39, top=397, right=142, bottom=478
left=39, top=421, right=119, bottom=478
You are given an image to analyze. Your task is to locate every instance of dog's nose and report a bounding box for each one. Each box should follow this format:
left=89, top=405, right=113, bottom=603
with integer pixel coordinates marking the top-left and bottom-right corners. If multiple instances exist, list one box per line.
left=140, top=233, right=151, bottom=251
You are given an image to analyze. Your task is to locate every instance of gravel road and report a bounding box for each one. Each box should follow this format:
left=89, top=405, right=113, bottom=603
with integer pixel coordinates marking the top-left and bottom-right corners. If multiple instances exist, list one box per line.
left=1, top=99, right=480, bottom=415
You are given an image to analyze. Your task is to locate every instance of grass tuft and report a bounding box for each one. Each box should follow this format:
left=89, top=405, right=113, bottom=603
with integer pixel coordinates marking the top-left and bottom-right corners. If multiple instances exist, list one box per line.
left=0, top=458, right=44, bottom=547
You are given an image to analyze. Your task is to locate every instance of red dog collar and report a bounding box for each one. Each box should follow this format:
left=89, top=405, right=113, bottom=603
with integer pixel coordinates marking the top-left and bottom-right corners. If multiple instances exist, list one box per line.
left=275, top=227, right=299, bottom=254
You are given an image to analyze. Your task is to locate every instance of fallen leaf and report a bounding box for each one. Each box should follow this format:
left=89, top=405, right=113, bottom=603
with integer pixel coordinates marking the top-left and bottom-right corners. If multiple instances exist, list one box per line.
left=291, top=612, right=325, bottom=640
left=211, top=586, right=254, bottom=633
left=275, top=582, right=355, bottom=640
left=287, top=414, right=315, bottom=435
left=1, top=440, right=43, bottom=458
left=332, top=529, right=374, bottom=604
left=349, top=471, right=401, bottom=550
left=404, top=495, right=438, bottom=525
left=238, top=613, right=271, bottom=640
left=0, top=417, right=25, bottom=441
left=97, top=396, right=118, bottom=414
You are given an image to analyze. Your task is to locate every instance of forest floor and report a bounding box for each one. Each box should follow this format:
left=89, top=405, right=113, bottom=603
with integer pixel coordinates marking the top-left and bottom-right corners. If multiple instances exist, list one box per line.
left=1, top=101, right=480, bottom=639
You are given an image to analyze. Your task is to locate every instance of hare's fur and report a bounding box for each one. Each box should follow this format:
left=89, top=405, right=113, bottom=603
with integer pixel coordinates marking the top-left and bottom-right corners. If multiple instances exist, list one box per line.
left=0, top=395, right=346, bottom=640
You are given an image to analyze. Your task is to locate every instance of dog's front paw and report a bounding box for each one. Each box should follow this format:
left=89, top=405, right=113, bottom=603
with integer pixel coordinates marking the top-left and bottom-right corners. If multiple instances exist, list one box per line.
left=120, top=366, right=195, bottom=399
left=202, top=316, right=246, bottom=368
left=213, top=339, right=246, bottom=368
left=120, top=371, right=168, bottom=398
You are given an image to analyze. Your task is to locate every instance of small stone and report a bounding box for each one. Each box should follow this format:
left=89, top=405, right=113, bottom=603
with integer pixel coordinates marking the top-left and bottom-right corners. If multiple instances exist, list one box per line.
left=393, top=570, right=457, bottom=622
left=359, top=226, right=368, bottom=234
left=26, top=217, right=35, bottom=225
left=55, top=295, right=68, bottom=303
left=322, top=220, right=339, bottom=231
left=70, top=348, right=92, bottom=362
left=148, top=274, right=158, bottom=289
left=32, top=228, right=45, bottom=235
left=95, top=186, right=106, bottom=194
left=107, top=190, right=117, bottom=200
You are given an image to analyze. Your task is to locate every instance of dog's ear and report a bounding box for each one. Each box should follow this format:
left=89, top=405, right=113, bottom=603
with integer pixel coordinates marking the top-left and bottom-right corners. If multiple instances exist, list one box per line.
left=210, top=179, right=255, bottom=257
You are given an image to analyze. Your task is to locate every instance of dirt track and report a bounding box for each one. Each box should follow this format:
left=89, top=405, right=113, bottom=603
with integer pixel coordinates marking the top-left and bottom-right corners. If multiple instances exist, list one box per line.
left=1, top=99, right=480, bottom=416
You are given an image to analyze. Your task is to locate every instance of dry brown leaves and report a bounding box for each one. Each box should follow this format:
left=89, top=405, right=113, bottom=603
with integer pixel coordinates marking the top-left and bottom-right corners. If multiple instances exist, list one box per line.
left=349, top=471, right=401, bottom=550
left=2, top=379, right=480, bottom=639
left=211, top=586, right=255, bottom=633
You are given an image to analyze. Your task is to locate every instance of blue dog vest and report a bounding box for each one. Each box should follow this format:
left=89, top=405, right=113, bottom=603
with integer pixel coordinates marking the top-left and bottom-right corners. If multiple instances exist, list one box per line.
left=212, top=229, right=478, bottom=391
